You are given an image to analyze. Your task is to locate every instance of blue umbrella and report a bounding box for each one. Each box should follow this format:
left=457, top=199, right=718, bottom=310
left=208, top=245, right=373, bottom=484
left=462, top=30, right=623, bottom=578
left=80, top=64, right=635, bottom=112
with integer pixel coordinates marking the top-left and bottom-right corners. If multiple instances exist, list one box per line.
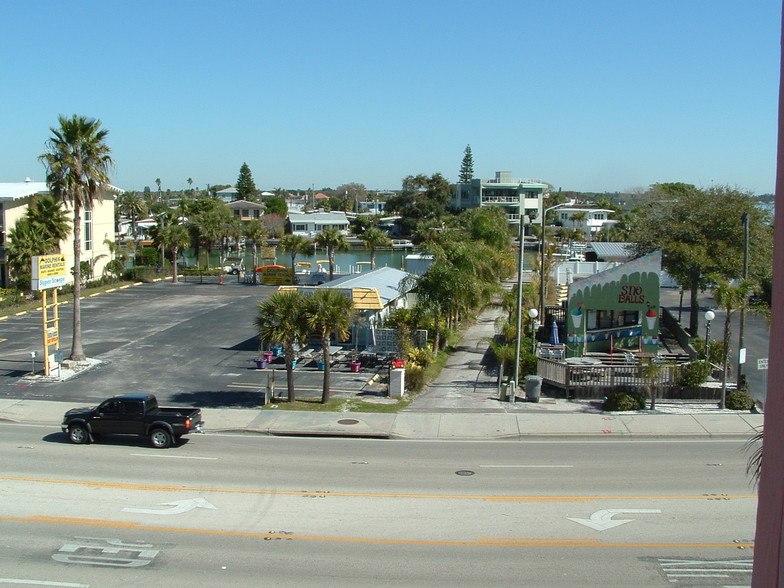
left=549, top=318, right=560, bottom=345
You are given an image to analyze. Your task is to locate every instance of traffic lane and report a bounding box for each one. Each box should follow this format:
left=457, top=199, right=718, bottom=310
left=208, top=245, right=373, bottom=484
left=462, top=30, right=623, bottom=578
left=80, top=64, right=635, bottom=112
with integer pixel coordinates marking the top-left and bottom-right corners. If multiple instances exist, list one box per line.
left=4, top=519, right=752, bottom=588
left=1, top=424, right=757, bottom=501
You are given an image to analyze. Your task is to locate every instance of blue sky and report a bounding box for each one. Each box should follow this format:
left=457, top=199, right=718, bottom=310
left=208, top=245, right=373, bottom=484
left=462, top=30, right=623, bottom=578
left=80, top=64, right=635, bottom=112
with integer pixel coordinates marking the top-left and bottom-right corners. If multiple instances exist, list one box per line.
left=1, top=1, right=780, bottom=194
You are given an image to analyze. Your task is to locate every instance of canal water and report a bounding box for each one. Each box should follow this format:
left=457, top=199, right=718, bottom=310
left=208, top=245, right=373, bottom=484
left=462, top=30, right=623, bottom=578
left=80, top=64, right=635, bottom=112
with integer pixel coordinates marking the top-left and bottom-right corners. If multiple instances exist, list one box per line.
left=181, top=244, right=537, bottom=273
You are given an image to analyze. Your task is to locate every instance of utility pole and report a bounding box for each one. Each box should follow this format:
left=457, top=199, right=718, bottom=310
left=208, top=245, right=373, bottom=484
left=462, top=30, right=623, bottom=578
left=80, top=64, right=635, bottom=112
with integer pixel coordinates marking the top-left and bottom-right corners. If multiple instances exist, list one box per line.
left=737, top=212, right=749, bottom=388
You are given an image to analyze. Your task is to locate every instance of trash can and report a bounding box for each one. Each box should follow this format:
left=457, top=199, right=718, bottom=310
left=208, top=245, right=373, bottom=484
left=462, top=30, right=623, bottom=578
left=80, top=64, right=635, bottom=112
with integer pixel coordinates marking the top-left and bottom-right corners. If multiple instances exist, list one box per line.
left=524, top=375, right=543, bottom=402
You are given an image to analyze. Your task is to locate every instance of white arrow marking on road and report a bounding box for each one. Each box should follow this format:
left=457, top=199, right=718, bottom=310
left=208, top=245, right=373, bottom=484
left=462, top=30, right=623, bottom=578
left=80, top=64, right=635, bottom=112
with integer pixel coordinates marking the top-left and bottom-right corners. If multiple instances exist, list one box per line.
left=567, top=509, right=661, bottom=531
left=122, top=498, right=217, bottom=515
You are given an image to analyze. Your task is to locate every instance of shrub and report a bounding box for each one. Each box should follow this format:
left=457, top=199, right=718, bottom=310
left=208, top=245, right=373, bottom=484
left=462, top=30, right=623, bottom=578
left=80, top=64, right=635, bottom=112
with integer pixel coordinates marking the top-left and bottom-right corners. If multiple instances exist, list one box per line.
left=407, top=346, right=433, bottom=368
left=604, top=390, right=646, bottom=412
left=404, top=365, right=425, bottom=392
left=725, top=388, right=755, bottom=411
left=677, top=360, right=711, bottom=387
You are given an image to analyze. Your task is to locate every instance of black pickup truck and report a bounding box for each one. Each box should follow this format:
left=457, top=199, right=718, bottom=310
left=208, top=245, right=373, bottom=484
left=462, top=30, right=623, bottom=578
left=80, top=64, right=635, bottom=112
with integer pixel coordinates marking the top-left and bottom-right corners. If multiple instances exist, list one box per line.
left=62, top=394, right=204, bottom=449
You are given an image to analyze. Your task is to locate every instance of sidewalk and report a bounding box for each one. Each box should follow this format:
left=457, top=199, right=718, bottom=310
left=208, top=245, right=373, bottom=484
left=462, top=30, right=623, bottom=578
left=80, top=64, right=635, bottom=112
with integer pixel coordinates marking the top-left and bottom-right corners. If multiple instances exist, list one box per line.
left=0, top=397, right=763, bottom=440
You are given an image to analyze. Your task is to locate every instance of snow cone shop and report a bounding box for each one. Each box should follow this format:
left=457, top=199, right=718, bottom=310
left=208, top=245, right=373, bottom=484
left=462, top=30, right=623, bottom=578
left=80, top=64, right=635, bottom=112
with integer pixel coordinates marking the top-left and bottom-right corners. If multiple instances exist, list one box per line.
left=564, top=251, right=661, bottom=358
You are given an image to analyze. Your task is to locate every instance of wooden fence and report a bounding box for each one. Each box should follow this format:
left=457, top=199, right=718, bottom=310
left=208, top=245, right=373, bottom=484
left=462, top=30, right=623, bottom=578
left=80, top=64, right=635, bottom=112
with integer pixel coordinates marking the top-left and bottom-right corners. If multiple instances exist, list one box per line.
left=537, top=358, right=719, bottom=401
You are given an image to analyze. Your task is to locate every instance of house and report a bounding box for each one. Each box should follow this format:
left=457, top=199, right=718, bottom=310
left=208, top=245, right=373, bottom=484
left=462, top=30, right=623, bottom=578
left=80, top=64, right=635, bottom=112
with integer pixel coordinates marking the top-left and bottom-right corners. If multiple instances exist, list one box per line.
left=357, top=200, right=386, bottom=215
left=0, top=179, right=121, bottom=288
left=453, top=171, right=547, bottom=231
left=216, top=186, right=238, bottom=202
left=227, top=199, right=265, bottom=222
left=555, top=207, right=617, bottom=238
left=287, top=211, right=350, bottom=237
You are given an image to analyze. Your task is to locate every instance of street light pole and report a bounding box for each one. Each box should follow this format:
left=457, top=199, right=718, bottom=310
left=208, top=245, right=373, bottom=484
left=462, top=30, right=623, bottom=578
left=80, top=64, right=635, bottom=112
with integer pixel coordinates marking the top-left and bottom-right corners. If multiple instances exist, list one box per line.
left=539, top=202, right=572, bottom=319
left=528, top=308, right=539, bottom=354
left=704, top=309, right=715, bottom=363
left=512, top=214, right=526, bottom=402
left=737, top=212, right=750, bottom=387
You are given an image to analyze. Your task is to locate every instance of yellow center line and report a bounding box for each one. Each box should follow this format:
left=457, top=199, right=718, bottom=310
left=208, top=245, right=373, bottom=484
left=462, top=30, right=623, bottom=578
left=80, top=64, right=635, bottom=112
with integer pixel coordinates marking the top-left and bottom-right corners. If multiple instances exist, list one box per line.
left=0, top=476, right=757, bottom=502
left=1, top=515, right=754, bottom=549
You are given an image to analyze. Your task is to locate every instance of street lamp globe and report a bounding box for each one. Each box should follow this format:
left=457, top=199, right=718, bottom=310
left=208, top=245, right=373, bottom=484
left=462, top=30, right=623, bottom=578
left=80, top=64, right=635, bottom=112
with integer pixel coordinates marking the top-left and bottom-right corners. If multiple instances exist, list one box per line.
left=704, top=310, right=715, bottom=322
left=528, top=308, right=539, bottom=320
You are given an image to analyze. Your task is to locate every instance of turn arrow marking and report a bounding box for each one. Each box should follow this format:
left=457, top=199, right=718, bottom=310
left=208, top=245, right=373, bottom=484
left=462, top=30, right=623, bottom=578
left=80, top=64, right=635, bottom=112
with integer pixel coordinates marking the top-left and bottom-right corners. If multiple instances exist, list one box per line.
left=122, top=498, right=217, bottom=515
left=567, top=509, right=661, bottom=531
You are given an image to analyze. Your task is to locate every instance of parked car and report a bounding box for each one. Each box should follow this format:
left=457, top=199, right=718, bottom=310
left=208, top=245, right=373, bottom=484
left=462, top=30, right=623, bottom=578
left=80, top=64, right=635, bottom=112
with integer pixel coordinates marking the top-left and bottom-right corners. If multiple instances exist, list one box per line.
left=61, top=394, right=204, bottom=449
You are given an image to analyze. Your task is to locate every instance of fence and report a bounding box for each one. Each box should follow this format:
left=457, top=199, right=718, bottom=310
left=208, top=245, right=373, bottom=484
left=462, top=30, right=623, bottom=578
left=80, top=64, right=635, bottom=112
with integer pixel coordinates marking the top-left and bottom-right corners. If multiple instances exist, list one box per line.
left=537, top=358, right=719, bottom=401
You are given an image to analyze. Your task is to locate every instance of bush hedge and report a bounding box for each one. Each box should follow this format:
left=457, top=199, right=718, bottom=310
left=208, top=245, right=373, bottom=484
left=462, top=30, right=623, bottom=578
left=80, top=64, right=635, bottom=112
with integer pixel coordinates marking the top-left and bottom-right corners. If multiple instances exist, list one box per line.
left=604, top=389, right=646, bottom=412
left=725, top=388, right=755, bottom=411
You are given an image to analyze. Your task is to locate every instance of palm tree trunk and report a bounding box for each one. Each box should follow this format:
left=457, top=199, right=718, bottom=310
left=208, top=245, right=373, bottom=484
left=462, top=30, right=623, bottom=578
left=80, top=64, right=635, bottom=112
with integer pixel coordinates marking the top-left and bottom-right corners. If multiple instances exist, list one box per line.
left=172, top=246, right=179, bottom=283
left=284, top=346, right=296, bottom=402
left=70, top=206, right=85, bottom=361
left=321, top=335, right=331, bottom=403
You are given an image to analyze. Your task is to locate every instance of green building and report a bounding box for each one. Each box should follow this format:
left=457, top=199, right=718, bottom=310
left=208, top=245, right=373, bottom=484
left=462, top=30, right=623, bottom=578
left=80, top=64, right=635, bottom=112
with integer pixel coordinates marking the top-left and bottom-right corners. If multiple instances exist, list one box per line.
left=565, top=251, right=661, bottom=357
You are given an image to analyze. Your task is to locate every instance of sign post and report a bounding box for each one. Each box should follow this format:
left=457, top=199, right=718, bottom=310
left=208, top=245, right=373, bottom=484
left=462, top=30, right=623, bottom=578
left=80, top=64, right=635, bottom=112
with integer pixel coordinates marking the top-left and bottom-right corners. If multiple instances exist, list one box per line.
left=31, top=255, right=67, bottom=376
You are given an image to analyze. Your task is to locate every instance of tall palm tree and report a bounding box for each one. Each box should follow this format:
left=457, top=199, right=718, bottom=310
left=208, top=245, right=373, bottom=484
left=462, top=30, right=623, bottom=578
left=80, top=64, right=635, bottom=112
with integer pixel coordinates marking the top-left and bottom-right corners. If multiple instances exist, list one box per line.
left=39, top=114, right=113, bottom=361
left=155, top=178, right=162, bottom=202
left=314, top=226, right=349, bottom=281
left=279, top=234, right=315, bottom=283
left=359, top=227, right=392, bottom=270
left=244, top=220, right=268, bottom=283
left=305, top=289, right=354, bottom=403
left=255, top=291, right=310, bottom=402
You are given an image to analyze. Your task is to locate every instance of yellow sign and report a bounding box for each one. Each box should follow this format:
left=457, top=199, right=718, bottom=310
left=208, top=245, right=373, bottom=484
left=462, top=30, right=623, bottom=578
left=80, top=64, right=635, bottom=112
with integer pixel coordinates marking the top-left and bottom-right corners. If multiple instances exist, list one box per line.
left=37, top=254, right=67, bottom=278
left=32, top=254, right=68, bottom=290
left=46, top=327, right=58, bottom=346
left=260, top=266, right=293, bottom=285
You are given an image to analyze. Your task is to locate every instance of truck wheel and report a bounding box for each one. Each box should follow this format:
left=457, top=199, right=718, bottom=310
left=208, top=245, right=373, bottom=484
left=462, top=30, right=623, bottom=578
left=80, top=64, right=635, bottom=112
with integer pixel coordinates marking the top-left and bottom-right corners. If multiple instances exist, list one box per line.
left=68, top=424, right=89, bottom=444
left=150, top=428, right=172, bottom=449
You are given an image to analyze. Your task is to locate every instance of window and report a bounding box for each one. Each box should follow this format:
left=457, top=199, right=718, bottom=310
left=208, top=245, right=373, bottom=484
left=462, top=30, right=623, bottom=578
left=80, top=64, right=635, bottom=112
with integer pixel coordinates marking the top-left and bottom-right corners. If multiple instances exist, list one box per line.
left=586, top=310, right=640, bottom=331
left=84, top=209, right=93, bottom=251
left=122, top=401, right=143, bottom=415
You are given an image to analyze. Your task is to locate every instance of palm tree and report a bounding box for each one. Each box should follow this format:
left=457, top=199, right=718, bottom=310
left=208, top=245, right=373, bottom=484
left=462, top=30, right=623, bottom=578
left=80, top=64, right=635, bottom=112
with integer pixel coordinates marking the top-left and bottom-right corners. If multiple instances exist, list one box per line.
left=164, top=224, right=191, bottom=283
left=6, top=219, right=55, bottom=287
left=39, top=114, right=113, bottom=361
left=304, top=289, right=354, bottom=403
left=314, top=226, right=349, bottom=281
left=255, top=291, right=310, bottom=402
left=359, top=227, right=392, bottom=270
left=244, top=220, right=268, bottom=283
left=118, top=191, right=147, bottom=238
left=712, top=277, right=757, bottom=409
left=27, top=193, right=72, bottom=249
left=279, top=234, right=315, bottom=283
left=155, top=178, right=162, bottom=202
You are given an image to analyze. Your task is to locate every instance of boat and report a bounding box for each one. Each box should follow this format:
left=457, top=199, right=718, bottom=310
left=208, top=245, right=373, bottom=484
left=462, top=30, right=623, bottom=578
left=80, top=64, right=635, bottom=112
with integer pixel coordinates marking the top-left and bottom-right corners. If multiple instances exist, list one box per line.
left=391, top=239, right=414, bottom=249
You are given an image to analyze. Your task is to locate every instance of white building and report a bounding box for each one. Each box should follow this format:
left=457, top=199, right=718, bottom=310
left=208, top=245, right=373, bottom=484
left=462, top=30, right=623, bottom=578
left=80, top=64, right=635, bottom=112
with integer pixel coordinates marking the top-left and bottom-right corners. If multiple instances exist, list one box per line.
left=0, top=179, right=121, bottom=288
left=287, top=211, right=350, bottom=237
left=556, top=207, right=617, bottom=237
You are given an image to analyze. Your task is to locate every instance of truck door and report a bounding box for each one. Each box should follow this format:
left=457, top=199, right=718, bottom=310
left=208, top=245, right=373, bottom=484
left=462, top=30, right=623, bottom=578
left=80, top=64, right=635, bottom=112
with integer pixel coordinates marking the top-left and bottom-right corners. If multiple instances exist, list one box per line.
left=90, top=399, right=124, bottom=435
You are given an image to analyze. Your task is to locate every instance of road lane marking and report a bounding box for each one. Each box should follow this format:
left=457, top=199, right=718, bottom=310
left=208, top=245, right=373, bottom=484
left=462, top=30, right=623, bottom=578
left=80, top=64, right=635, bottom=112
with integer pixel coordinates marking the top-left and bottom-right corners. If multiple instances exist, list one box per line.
left=122, top=498, right=216, bottom=515
left=0, top=476, right=757, bottom=501
left=0, top=515, right=755, bottom=549
left=0, top=579, right=89, bottom=587
left=129, top=453, right=218, bottom=460
left=479, top=464, right=573, bottom=468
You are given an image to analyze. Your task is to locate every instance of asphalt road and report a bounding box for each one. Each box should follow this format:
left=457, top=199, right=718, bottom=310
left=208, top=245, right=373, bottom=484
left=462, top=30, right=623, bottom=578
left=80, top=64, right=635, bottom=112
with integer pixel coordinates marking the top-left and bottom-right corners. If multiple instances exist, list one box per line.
left=0, top=424, right=756, bottom=587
